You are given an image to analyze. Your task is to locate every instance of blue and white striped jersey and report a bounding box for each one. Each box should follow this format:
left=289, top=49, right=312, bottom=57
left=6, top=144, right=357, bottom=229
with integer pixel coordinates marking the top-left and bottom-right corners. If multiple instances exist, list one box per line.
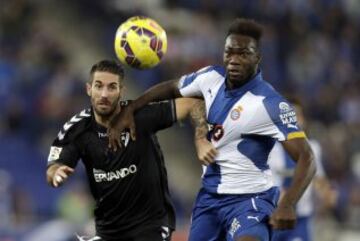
left=178, top=65, right=306, bottom=194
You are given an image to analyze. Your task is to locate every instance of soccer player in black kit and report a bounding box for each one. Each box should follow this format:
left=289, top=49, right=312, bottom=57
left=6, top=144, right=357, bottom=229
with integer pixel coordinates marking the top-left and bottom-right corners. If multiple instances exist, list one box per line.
left=46, top=60, right=213, bottom=241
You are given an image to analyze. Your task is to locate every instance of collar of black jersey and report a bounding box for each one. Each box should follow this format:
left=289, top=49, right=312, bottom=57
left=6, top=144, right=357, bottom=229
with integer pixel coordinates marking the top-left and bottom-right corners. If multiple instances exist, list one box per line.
left=90, top=100, right=132, bottom=132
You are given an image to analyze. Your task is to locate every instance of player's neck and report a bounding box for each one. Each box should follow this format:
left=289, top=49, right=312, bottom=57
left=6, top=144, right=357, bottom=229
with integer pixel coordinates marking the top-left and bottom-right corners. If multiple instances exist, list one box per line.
left=226, top=68, right=258, bottom=90
left=94, top=105, right=121, bottom=128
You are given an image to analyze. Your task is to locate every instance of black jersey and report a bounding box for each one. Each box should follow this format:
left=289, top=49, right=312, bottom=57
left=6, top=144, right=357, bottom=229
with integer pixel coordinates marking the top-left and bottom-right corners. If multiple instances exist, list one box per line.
left=47, top=100, right=177, bottom=240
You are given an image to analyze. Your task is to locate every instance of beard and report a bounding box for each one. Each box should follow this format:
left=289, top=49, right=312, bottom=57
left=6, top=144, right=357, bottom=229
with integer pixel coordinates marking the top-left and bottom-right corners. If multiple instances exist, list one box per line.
left=92, top=97, right=120, bottom=118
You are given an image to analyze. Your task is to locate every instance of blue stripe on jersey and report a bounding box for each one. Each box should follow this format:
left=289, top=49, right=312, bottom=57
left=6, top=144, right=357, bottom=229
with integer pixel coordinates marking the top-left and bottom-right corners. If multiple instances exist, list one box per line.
left=208, top=71, right=263, bottom=125
left=248, top=75, right=299, bottom=139
left=202, top=163, right=222, bottom=193
left=262, top=97, right=292, bottom=137
left=283, top=152, right=295, bottom=188
left=180, top=65, right=226, bottom=88
left=237, top=135, right=275, bottom=171
left=207, top=83, right=236, bottom=125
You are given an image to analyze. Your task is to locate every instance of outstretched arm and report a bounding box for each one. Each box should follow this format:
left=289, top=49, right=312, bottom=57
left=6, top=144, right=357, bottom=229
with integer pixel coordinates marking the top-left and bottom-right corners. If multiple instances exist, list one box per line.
left=270, top=137, right=316, bottom=229
left=133, top=79, right=181, bottom=111
left=108, top=79, right=183, bottom=149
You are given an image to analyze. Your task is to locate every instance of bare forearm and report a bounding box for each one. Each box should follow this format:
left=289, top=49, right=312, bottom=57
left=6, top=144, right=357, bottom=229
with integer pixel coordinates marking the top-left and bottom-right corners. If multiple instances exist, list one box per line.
left=132, top=79, right=181, bottom=111
left=190, top=100, right=208, bottom=139
left=280, top=151, right=316, bottom=207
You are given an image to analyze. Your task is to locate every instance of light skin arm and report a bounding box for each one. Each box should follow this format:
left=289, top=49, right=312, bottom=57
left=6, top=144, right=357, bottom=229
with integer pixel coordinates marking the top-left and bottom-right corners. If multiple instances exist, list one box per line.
left=270, top=137, right=316, bottom=229
left=46, top=163, right=74, bottom=188
left=175, top=98, right=217, bottom=165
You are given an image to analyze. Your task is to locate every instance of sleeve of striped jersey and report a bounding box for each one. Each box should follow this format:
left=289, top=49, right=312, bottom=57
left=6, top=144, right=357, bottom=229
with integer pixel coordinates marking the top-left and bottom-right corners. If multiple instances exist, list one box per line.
left=177, top=66, right=216, bottom=97
left=178, top=72, right=202, bottom=97
left=247, top=97, right=306, bottom=141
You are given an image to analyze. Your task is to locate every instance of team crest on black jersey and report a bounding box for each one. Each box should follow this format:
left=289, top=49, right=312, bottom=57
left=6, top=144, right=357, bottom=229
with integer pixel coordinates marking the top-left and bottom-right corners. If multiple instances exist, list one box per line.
left=120, top=132, right=130, bottom=147
left=98, top=131, right=130, bottom=147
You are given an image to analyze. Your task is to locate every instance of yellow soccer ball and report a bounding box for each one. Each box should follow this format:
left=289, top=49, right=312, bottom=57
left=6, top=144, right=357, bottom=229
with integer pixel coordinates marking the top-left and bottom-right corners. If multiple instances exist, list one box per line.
left=114, top=16, right=167, bottom=69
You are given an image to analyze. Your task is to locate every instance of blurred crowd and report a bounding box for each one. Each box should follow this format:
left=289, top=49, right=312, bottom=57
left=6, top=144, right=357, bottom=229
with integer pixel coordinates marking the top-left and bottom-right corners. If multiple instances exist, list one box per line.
left=0, top=0, right=359, bottom=240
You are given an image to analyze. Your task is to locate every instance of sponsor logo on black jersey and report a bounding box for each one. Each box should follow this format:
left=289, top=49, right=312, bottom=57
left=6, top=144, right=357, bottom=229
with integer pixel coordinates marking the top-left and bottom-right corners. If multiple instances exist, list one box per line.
left=93, top=164, right=137, bottom=182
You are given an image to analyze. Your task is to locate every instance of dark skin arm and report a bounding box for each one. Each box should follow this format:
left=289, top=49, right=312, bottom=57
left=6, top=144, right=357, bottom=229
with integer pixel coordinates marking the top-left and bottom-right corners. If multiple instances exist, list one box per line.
left=269, top=137, right=316, bottom=229
left=108, top=79, right=181, bottom=149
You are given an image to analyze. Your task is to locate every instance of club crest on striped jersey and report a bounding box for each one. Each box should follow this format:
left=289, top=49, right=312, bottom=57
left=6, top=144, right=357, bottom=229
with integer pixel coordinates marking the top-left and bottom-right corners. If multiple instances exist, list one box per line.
left=230, top=105, right=243, bottom=121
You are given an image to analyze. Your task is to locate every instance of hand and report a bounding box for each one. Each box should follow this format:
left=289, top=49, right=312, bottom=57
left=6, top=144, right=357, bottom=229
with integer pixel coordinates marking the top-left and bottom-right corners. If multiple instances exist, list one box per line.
left=194, top=138, right=218, bottom=166
left=269, top=204, right=297, bottom=230
left=52, top=165, right=74, bottom=187
left=108, top=105, right=136, bottom=151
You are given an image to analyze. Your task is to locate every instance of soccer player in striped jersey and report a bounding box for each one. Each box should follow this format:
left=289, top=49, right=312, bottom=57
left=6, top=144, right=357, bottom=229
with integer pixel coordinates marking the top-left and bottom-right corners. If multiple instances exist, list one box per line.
left=269, top=97, right=338, bottom=241
left=46, top=60, right=210, bottom=241
left=108, top=19, right=316, bottom=241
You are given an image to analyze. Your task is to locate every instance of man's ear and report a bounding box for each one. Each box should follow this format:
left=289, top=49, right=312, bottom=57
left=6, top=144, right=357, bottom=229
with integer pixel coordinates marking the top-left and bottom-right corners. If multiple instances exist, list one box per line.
left=256, top=52, right=262, bottom=65
left=120, top=85, right=126, bottom=98
left=86, top=82, right=91, bottom=97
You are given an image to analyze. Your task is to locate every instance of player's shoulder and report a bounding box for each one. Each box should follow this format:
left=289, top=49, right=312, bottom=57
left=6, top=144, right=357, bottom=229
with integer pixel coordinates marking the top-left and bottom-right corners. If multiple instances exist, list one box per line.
left=56, top=108, right=92, bottom=142
left=179, top=65, right=225, bottom=88
left=183, top=65, right=225, bottom=80
left=250, top=82, right=295, bottom=119
left=253, top=82, right=290, bottom=111
left=196, top=65, right=225, bottom=76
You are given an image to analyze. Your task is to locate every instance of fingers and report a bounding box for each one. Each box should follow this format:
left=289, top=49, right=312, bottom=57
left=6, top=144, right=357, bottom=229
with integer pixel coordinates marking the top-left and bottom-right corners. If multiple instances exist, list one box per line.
left=53, top=175, right=62, bottom=188
left=199, top=155, right=212, bottom=166
left=198, top=149, right=217, bottom=166
left=130, top=124, right=136, bottom=141
left=107, top=130, right=122, bottom=151
left=207, top=148, right=218, bottom=160
left=52, top=166, right=74, bottom=187
left=107, top=106, right=137, bottom=148
left=63, top=166, right=74, bottom=174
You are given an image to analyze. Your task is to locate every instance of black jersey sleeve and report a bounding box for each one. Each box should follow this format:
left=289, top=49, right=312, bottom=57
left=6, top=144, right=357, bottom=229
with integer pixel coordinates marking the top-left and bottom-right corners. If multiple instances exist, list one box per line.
left=135, top=100, right=177, bottom=132
left=47, top=108, right=92, bottom=168
left=47, top=142, right=80, bottom=168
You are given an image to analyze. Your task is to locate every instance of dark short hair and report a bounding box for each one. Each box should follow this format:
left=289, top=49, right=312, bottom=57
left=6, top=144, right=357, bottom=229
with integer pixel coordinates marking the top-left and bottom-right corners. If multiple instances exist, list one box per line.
left=89, top=60, right=125, bottom=82
left=227, top=18, right=263, bottom=43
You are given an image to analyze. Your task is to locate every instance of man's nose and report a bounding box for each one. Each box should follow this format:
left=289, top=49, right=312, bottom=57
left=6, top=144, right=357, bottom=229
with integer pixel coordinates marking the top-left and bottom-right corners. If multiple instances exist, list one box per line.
left=228, top=55, right=240, bottom=64
left=101, top=88, right=109, bottom=97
